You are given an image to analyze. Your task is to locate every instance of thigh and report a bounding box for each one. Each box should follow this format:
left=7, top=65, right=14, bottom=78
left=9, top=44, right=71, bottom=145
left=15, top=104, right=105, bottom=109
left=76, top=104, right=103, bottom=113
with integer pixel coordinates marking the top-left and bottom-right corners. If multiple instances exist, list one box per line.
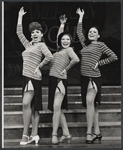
left=55, top=80, right=66, bottom=95
left=23, top=91, right=34, bottom=104
left=24, top=80, right=34, bottom=92
left=87, top=80, right=98, bottom=92
left=86, top=81, right=97, bottom=102
left=54, top=92, right=64, bottom=107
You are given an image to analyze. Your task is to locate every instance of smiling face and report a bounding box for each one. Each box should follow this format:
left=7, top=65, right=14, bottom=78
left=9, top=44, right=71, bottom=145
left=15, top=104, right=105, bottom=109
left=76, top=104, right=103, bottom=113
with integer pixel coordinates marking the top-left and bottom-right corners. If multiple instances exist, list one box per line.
left=61, top=34, right=71, bottom=49
left=31, top=29, right=43, bottom=43
left=88, top=27, right=100, bottom=42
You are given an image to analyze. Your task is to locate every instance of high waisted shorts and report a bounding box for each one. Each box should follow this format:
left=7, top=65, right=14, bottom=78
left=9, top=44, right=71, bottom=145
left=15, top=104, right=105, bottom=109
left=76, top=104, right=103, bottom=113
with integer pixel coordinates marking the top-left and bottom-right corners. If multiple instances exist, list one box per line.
left=22, top=76, right=42, bottom=111
left=48, top=76, right=68, bottom=111
left=80, top=75, right=102, bottom=107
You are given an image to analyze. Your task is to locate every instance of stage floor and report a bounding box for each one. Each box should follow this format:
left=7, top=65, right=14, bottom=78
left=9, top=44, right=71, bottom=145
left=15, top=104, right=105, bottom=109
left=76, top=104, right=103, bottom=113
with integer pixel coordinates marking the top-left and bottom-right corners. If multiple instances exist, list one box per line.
left=4, top=138, right=121, bottom=148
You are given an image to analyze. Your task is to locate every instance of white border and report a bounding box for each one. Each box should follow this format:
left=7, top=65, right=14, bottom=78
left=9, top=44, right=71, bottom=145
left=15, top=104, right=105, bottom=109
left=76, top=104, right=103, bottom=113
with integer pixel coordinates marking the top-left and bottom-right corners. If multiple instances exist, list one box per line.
left=2, top=1, right=4, bottom=148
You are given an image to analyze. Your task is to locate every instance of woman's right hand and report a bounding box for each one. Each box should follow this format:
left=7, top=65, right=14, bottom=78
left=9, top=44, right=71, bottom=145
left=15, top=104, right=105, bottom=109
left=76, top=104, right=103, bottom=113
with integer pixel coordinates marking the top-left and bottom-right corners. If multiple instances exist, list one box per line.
left=76, top=8, right=84, bottom=16
left=18, top=7, right=27, bottom=17
left=34, top=66, right=41, bottom=77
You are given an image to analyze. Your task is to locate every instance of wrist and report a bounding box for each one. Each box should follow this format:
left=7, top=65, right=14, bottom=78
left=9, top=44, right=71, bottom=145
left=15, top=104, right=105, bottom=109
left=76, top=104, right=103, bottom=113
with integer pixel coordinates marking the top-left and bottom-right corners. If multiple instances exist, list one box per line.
left=37, top=65, right=40, bottom=69
left=60, top=24, right=65, bottom=28
left=18, top=14, right=23, bottom=18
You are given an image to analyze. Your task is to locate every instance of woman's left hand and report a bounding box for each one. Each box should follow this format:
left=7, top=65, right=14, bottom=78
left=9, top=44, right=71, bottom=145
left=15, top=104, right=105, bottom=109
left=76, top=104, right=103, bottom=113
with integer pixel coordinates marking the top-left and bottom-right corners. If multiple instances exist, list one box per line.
left=59, top=14, right=67, bottom=24
left=34, top=66, right=41, bottom=77
left=94, top=62, right=99, bottom=70
left=60, top=69, right=67, bottom=77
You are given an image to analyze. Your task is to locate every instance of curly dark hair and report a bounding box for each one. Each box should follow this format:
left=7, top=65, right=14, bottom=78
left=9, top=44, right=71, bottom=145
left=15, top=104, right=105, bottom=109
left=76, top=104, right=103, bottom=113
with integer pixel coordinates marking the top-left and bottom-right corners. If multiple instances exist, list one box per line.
left=29, top=22, right=43, bottom=33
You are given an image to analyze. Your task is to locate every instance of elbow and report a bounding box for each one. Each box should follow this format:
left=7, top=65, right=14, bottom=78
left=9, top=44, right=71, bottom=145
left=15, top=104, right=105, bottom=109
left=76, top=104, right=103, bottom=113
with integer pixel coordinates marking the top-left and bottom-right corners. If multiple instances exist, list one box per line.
left=16, top=29, right=19, bottom=35
left=116, top=56, right=118, bottom=61
left=75, top=58, right=80, bottom=64
left=114, top=55, right=118, bottom=61
left=76, top=58, right=80, bottom=63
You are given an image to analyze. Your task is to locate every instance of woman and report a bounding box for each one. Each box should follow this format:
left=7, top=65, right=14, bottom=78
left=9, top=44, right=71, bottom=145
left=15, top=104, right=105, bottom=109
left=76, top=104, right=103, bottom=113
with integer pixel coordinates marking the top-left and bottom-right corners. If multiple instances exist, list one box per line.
left=76, top=8, right=118, bottom=144
left=16, top=7, right=53, bottom=145
left=48, top=15, right=80, bottom=144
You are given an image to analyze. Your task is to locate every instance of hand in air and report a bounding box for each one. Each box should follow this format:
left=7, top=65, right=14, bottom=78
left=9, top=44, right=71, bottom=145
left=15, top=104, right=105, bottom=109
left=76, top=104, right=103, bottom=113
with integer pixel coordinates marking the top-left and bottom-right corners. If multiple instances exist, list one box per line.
left=18, top=7, right=27, bottom=17
left=59, top=14, right=67, bottom=24
left=76, top=8, right=84, bottom=16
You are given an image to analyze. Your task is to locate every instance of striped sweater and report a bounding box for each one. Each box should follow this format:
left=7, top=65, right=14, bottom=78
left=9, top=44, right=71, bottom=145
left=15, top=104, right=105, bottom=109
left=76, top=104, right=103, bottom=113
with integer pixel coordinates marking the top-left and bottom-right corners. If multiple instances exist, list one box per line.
left=49, top=24, right=79, bottom=79
left=16, top=25, right=53, bottom=80
left=77, top=22, right=118, bottom=77
left=49, top=47, right=79, bottom=79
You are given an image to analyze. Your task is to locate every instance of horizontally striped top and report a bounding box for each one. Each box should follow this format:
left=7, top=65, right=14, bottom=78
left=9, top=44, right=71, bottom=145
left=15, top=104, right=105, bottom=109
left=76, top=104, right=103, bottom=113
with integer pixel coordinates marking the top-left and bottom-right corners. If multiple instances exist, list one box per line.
left=16, top=25, right=53, bottom=80
left=49, top=47, right=79, bottom=79
left=77, top=22, right=118, bottom=77
left=49, top=25, right=79, bottom=79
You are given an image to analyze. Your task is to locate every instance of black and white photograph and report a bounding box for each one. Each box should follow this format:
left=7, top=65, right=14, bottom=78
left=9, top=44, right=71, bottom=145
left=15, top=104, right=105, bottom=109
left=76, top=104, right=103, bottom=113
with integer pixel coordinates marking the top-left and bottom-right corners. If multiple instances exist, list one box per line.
left=2, top=0, right=121, bottom=148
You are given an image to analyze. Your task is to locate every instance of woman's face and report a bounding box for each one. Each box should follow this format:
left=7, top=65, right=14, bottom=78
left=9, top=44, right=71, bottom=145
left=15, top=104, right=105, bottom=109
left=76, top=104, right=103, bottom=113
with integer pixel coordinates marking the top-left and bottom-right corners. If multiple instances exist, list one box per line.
left=61, top=34, right=71, bottom=49
left=31, top=29, right=43, bottom=43
left=88, top=27, right=100, bottom=41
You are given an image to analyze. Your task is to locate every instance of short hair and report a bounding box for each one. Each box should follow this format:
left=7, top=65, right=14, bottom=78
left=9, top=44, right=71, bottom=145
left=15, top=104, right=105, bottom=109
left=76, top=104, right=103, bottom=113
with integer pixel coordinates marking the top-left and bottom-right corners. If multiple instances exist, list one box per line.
left=57, top=32, right=73, bottom=47
left=29, top=22, right=43, bottom=33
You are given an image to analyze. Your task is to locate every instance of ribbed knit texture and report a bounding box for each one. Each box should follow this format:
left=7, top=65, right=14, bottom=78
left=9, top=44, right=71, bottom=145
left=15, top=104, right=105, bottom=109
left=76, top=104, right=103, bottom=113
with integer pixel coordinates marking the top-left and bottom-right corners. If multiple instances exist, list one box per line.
left=17, top=25, right=53, bottom=80
left=77, top=22, right=118, bottom=77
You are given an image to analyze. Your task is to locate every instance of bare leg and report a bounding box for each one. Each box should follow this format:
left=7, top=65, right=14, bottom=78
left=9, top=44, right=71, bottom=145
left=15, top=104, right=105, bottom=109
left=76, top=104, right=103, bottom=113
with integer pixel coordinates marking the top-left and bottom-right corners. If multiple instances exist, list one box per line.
left=31, top=105, right=40, bottom=136
left=21, top=91, right=34, bottom=142
left=60, top=112, right=70, bottom=135
left=59, top=112, right=72, bottom=143
left=52, top=92, right=64, bottom=136
left=93, top=108, right=100, bottom=134
left=86, top=81, right=97, bottom=141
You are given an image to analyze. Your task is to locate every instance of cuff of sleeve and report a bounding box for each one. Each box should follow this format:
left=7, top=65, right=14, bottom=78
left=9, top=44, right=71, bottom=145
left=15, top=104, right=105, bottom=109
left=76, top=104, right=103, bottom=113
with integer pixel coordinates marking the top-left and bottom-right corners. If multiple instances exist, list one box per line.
left=39, top=64, right=43, bottom=68
left=98, top=61, right=101, bottom=66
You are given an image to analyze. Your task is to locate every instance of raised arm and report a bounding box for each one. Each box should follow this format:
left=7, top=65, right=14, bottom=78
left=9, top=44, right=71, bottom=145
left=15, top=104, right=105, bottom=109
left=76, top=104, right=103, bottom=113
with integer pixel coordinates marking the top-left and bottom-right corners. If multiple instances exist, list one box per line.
left=16, top=7, right=29, bottom=48
left=76, top=8, right=86, bottom=47
left=56, top=14, right=67, bottom=47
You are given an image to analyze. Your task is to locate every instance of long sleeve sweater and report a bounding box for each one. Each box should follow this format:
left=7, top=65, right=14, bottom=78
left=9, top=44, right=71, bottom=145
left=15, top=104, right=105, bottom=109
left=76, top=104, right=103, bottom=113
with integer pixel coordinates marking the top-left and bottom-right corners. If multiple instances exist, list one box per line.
left=77, top=22, right=118, bottom=77
left=49, top=24, right=79, bottom=79
left=17, top=25, right=53, bottom=80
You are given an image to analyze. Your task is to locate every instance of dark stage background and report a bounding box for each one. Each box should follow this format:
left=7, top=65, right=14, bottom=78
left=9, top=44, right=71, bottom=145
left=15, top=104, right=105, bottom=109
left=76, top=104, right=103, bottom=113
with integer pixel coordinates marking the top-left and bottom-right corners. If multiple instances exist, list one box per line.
left=4, top=2, right=121, bottom=87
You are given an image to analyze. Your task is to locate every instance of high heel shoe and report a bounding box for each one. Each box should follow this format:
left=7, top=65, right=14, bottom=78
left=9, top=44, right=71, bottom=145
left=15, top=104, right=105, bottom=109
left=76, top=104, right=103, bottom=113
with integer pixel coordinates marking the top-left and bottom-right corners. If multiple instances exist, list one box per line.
left=20, top=135, right=29, bottom=145
left=28, top=135, right=40, bottom=144
left=59, top=134, right=72, bottom=143
left=52, top=135, right=59, bottom=145
left=85, top=133, right=93, bottom=144
left=93, top=133, right=102, bottom=142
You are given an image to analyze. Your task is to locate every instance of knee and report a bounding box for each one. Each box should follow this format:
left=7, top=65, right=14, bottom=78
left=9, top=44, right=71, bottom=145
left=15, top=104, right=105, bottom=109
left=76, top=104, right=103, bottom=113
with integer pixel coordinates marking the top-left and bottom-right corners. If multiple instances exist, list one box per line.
left=53, top=104, right=61, bottom=112
left=23, top=101, right=30, bottom=109
left=86, top=95, right=94, bottom=106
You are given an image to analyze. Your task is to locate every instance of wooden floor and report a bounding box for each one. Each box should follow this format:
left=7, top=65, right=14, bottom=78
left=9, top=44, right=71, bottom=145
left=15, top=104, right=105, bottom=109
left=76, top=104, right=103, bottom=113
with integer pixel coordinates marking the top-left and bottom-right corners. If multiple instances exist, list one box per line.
left=3, top=138, right=121, bottom=148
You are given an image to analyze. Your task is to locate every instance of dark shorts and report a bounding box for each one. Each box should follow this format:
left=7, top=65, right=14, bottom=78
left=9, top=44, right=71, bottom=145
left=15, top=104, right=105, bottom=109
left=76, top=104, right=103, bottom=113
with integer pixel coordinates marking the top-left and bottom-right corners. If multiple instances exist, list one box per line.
left=48, top=76, right=68, bottom=111
left=22, top=76, right=42, bottom=111
left=80, top=75, right=102, bottom=107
